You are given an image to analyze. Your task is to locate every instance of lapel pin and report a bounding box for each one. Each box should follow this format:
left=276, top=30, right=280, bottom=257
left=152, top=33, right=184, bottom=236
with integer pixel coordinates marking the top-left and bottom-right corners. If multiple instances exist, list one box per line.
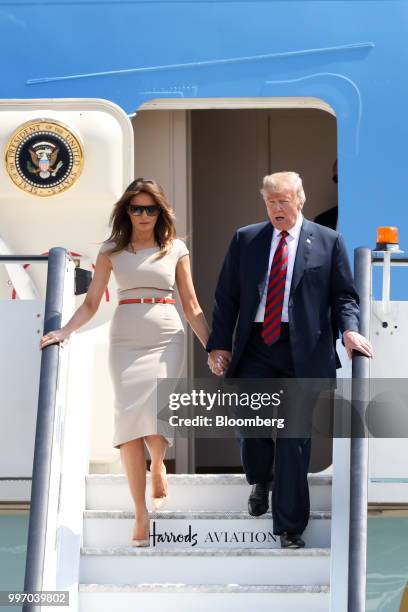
left=306, top=238, right=311, bottom=244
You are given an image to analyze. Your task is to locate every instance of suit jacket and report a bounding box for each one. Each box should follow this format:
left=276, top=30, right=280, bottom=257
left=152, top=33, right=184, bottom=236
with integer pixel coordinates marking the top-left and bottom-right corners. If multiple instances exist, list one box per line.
left=206, top=218, right=360, bottom=379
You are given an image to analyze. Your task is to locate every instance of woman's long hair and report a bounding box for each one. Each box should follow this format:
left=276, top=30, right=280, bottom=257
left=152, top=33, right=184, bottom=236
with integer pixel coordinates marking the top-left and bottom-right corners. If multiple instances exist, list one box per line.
left=101, top=178, right=177, bottom=259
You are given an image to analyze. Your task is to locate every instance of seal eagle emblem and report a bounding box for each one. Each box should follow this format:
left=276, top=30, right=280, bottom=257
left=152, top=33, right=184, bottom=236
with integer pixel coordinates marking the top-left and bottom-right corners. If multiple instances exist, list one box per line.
left=5, top=119, right=84, bottom=196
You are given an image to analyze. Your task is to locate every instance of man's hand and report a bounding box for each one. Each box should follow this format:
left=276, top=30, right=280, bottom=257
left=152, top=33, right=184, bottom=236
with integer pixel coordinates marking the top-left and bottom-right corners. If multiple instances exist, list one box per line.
left=208, top=350, right=232, bottom=376
left=343, top=330, right=374, bottom=359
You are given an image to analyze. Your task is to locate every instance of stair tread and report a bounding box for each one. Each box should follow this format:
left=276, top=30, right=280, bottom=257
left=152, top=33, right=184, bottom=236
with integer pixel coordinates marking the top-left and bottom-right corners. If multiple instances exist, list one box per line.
left=81, top=546, right=330, bottom=556
left=0, top=478, right=32, bottom=482
left=86, top=473, right=332, bottom=485
left=84, top=509, right=331, bottom=519
left=79, top=583, right=330, bottom=593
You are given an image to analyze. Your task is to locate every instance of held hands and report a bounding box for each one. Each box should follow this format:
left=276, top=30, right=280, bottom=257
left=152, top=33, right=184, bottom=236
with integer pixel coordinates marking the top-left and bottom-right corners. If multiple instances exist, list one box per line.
left=39, top=327, right=71, bottom=350
left=343, top=330, right=374, bottom=359
left=207, top=349, right=232, bottom=376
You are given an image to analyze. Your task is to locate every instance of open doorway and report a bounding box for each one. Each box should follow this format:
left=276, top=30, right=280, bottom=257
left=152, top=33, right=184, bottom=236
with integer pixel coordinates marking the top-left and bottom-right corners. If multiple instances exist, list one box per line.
left=132, top=103, right=337, bottom=473
left=191, top=108, right=337, bottom=472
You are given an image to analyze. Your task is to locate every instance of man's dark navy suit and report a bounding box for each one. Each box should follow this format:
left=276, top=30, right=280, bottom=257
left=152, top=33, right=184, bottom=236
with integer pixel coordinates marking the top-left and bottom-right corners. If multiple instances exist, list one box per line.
left=206, top=217, right=360, bottom=536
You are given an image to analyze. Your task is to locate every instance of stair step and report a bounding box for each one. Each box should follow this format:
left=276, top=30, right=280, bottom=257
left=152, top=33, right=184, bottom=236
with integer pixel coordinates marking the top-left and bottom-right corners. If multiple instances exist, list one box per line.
left=86, top=473, right=332, bottom=512
left=80, top=547, right=330, bottom=586
left=79, top=583, right=330, bottom=612
left=83, top=510, right=331, bottom=548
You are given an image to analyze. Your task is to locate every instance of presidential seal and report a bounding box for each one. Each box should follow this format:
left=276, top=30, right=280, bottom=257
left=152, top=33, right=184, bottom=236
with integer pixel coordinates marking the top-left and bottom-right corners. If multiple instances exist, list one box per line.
left=5, top=119, right=84, bottom=196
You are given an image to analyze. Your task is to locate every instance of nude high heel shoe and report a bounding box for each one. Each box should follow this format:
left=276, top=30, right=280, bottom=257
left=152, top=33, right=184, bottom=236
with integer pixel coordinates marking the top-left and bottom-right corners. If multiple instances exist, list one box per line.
left=131, top=536, right=150, bottom=547
left=152, top=494, right=168, bottom=511
left=150, top=463, right=169, bottom=510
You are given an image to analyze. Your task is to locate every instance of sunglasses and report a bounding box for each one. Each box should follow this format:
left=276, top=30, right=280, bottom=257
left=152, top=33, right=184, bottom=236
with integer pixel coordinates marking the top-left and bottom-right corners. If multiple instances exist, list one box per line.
left=128, top=204, right=161, bottom=216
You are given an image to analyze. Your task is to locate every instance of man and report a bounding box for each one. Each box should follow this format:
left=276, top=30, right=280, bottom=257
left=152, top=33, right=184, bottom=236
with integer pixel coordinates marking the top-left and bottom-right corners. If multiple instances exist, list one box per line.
left=206, top=171, right=373, bottom=549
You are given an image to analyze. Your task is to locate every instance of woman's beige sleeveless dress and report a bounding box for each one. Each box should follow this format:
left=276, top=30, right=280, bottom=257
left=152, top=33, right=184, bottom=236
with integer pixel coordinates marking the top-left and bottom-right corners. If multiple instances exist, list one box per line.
left=98, top=238, right=189, bottom=449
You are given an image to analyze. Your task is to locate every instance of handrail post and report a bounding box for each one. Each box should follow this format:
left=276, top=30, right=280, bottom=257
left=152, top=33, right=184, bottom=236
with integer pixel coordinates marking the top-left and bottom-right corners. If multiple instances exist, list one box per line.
left=23, top=247, right=70, bottom=611
left=348, top=247, right=371, bottom=611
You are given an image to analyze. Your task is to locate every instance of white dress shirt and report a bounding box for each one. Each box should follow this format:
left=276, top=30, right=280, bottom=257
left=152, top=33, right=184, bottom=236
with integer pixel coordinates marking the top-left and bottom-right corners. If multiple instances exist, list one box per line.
left=254, top=212, right=304, bottom=323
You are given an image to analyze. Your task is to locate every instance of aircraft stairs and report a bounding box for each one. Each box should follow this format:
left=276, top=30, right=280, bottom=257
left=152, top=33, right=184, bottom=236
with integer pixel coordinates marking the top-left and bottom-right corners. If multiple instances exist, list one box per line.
left=2, top=245, right=379, bottom=612
left=79, top=471, right=332, bottom=611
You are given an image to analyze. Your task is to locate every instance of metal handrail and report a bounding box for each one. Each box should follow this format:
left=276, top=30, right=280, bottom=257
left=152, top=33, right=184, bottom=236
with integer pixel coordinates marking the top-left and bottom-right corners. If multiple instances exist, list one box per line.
left=0, top=256, right=49, bottom=261
left=6, top=247, right=73, bottom=611
left=348, top=247, right=371, bottom=611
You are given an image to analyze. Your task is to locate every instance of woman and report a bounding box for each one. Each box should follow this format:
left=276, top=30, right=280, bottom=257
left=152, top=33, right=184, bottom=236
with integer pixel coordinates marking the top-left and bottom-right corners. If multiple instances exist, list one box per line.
left=40, top=178, right=225, bottom=546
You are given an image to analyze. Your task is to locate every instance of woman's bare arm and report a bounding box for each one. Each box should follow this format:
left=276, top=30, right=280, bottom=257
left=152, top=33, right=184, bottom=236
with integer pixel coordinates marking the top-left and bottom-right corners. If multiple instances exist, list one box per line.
left=40, top=251, right=112, bottom=348
left=175, top=254, right=210, bottom=349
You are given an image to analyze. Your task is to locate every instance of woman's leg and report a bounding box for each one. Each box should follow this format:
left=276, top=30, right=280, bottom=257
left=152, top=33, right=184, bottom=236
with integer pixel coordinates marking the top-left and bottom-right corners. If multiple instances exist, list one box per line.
left=120, top=437, right=149, bottom=540
left=144, top=434, right=169, bottom=498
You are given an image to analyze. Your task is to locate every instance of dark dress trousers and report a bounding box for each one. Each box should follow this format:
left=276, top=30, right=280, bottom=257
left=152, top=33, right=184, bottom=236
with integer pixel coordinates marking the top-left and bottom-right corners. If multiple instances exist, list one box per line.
left=206, top=217, right=360, bottom=535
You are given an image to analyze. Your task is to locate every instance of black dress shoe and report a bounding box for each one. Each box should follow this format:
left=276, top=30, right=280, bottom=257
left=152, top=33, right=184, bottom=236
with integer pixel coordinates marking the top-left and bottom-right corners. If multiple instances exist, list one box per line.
left=248, top=480, right=272, bottom=516
left=280, top=532, right=305, bottom=549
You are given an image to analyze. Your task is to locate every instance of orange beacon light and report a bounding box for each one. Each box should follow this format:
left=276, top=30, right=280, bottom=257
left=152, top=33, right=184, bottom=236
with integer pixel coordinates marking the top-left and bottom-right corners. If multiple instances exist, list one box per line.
left=375, top=226, right=400, bottom=251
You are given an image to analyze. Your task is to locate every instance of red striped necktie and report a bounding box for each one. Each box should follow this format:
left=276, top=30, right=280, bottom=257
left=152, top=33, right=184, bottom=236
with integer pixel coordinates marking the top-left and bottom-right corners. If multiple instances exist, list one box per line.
left=261, top=229, right=289, bottom=345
